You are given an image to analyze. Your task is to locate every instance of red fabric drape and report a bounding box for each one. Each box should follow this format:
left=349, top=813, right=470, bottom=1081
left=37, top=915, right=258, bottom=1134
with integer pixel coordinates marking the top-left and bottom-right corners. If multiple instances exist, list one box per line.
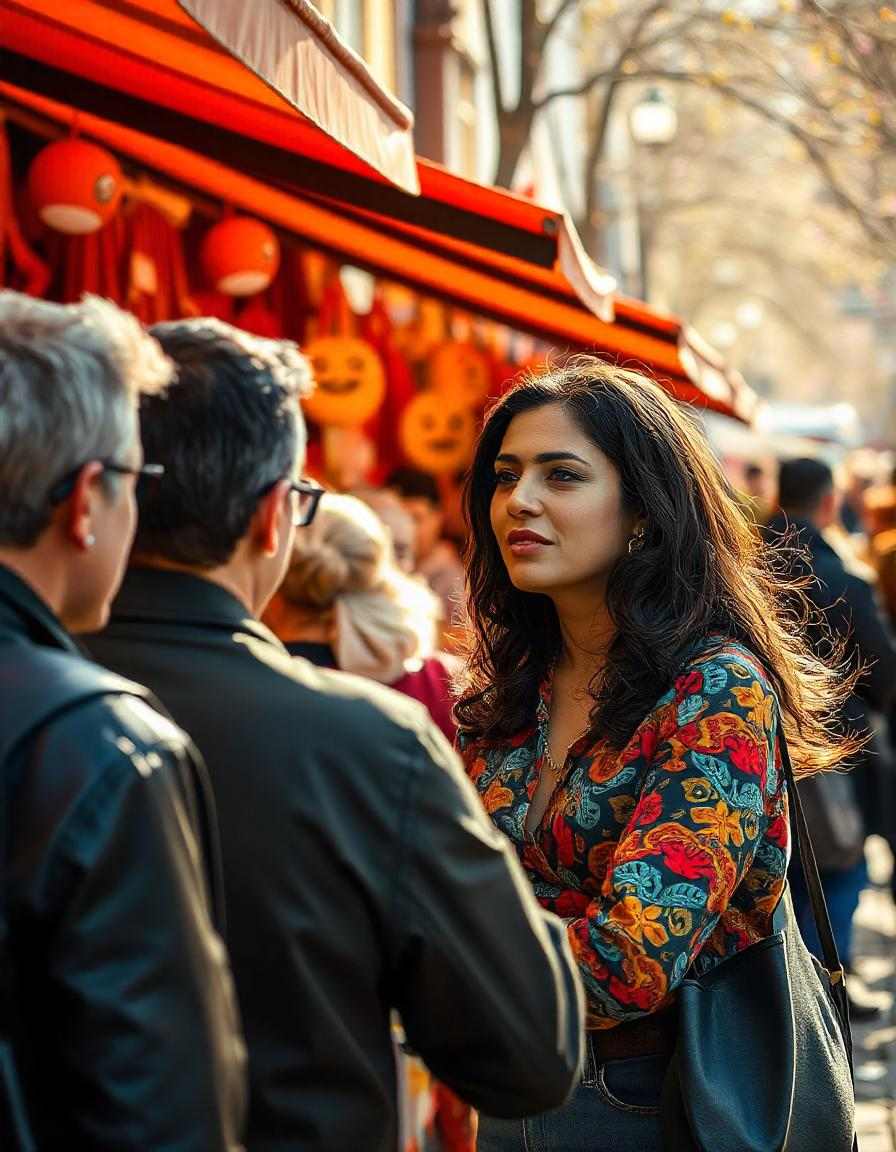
left=44, top=212, right=126, bottom=304
left=0, top=122, right=51, bottom=297
left=126, top=202, right=195, bottom=324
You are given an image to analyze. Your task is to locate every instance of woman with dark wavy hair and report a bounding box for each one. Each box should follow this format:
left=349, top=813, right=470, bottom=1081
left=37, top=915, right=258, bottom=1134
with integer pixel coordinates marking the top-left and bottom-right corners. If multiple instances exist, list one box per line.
left=456, top=358, right=858, bottom=1152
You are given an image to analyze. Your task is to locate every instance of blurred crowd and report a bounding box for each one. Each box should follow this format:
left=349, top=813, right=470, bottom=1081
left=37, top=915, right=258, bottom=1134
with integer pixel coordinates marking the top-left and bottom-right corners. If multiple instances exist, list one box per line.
left=2, top=289, right=895, bottom=1152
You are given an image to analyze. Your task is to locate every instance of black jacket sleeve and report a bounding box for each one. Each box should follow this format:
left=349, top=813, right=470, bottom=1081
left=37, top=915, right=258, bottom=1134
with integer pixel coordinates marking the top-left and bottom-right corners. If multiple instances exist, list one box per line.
left=390, top=721, right=584, bottom=1117
left=12, top=696, right=247, bottom=1151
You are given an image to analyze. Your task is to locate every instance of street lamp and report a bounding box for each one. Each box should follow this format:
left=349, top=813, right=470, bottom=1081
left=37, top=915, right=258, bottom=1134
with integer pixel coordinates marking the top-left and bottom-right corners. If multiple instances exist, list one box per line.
left=630, top=88, right=678, bottom=148
left=629, top=88, right=678, bottom=303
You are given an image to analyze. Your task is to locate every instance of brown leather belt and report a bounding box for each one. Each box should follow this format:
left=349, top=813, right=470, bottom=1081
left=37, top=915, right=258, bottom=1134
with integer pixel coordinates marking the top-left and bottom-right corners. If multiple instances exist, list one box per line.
left=588, top=1007, right=678, bottom=1061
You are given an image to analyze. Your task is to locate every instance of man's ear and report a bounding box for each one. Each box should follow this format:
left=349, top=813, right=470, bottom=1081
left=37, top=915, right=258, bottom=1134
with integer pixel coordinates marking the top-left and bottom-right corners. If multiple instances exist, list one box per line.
left=253, top=479, right=291, bottom=558
left=66, top=461, right=105, bottom=551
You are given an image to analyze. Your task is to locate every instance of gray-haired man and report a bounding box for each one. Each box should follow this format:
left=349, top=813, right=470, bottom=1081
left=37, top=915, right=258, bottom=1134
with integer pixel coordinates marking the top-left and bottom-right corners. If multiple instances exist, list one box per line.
left=0, top=292, right=246, bottom=1150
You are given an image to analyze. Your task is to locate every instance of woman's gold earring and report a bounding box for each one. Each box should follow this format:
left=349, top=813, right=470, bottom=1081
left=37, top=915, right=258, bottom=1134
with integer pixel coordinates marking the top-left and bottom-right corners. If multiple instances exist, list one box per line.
left=627, top=529, right=645, bottom=555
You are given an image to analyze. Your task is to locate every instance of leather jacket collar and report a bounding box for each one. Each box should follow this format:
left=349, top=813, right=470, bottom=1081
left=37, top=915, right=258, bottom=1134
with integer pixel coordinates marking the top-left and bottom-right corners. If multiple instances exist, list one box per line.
left=112, top=567, right=287, bottom=651
left=0, top=564, right=82, bottom=655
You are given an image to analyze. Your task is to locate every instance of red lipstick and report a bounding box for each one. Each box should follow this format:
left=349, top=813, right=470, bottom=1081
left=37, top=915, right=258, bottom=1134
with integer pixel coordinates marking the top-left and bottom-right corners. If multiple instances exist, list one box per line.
left=507, top=529, right=552, bottom=556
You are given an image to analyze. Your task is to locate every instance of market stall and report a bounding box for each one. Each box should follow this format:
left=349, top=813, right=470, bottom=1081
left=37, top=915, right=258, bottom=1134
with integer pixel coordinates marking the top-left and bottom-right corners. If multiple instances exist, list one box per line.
left=0, top=0, right=757, bottom=501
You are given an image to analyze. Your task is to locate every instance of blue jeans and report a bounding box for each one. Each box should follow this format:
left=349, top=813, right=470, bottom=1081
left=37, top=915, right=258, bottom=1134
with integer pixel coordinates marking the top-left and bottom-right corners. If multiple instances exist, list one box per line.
left=477, top=1036, right=671, bottom=1152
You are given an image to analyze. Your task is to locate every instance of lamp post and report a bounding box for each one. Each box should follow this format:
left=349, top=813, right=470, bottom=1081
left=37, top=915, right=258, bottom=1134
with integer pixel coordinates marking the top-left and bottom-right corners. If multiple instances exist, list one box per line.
left=629, top=88, right=678, bottom=302
left=630, top=88, right=678, bottom=147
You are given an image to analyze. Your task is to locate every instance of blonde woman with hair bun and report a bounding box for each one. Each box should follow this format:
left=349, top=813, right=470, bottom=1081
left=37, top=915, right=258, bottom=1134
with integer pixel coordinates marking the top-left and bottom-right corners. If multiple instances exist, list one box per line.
left=263, top=492, right=459, bottom=741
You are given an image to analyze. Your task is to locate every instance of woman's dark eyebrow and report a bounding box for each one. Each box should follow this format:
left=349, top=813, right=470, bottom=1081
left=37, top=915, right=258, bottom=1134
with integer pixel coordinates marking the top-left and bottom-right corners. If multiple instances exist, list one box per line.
left=494, top=451, right=591, bottom=466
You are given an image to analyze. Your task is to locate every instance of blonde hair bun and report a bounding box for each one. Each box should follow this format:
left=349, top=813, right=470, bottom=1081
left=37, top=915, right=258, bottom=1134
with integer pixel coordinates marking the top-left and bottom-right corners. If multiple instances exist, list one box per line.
left=279, top=492, right=442, bottom=682
left=286, top=539, right=352, bottom=608
left=280, top=493, right=384, bottom=609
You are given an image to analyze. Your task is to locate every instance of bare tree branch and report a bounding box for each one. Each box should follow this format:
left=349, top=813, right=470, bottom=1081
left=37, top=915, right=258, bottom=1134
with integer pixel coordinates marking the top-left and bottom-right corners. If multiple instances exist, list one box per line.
left=481, top=0, right=505, bottom=116
left=537, top=0, right=582, bottom=51
left=534, top=1, right=684, bottom=110
left=487, top=0, right=896, bottom=249
left=550, top=51, right=895, bottom=251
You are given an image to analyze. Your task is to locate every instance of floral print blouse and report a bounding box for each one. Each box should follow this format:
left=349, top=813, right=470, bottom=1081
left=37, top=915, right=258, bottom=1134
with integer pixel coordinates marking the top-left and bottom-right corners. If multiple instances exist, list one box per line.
left=458, top=639, right=789, bottom=1030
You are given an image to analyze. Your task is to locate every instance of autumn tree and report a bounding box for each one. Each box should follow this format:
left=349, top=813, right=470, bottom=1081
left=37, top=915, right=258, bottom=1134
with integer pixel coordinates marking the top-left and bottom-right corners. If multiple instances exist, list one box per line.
left=482, top=0, right=896, bottom=257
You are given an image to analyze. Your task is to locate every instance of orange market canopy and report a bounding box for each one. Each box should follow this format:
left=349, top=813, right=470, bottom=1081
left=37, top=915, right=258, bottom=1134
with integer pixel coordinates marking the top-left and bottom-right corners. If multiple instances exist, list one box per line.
left=0, top=0, right=756, bottom=422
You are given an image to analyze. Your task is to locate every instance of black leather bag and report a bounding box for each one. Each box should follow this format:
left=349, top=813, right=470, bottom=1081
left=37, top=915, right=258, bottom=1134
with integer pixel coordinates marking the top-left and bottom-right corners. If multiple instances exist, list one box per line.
left=660, top=733, right=857, bottom=1152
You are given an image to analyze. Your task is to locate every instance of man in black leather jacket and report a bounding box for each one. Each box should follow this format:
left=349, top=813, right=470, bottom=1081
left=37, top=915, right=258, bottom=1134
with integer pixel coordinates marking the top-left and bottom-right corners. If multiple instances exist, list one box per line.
left=0, top=292, right=246, bottom=1149
left=86, top=318, right=585, bottom=1151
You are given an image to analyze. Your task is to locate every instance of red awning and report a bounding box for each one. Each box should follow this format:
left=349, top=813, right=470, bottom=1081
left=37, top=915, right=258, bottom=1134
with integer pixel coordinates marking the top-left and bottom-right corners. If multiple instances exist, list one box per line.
left=0, top=0, right=419, bottom=193
left=614, top=298, right=757, bottom=423
left=0, top=5, right=756, bottom=422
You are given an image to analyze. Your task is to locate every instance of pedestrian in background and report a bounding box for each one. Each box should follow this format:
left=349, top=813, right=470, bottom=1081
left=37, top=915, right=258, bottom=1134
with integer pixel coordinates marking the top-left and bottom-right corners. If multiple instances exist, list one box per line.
left=387, top=466, right=465, bottom=641
left=741, top=460, right=774, bottom=525
left=86, top=318, right=584, bottom=1152
left=350, top=484, right=418, bottom=574
left=0, top=292, right=246, bottom=1151
left=767, top=457, right=896, bottom=1013
left=864, top=483, right=896, bottom=626
left=456, top=359, right=860, bottom=1152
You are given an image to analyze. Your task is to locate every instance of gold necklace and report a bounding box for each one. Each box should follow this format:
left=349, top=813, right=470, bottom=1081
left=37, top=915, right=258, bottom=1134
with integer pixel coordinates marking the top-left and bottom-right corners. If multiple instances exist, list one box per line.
left=543, top=741, right=567, bottom=779
left=542, top=663, right=594, bottom=780
left=542, top=719, right=589, bottom=779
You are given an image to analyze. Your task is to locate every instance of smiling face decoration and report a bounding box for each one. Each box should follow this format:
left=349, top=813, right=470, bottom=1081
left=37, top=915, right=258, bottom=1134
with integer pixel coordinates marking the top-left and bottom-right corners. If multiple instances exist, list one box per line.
left=301, top=337, right=387, bottom=427
left=399, top=391, right=476, bottom=476
left=428, top=341, right=491, bottom=409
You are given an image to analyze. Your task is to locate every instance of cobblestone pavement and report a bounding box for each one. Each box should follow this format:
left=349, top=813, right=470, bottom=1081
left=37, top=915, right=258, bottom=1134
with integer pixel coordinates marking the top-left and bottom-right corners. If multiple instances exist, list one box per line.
left=853, top=839, right=896, bottom=1151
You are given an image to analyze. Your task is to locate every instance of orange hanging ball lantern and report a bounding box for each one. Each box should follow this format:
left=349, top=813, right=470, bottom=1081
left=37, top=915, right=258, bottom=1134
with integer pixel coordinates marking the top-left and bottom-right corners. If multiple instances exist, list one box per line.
left=201, top=216, right=281, bottom=296
left=28, top=137, right=123, bottom=235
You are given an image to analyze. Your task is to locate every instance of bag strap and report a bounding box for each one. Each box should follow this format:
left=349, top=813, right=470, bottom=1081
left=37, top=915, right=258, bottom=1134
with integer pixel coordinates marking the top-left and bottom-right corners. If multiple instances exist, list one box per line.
left=778, top=728, right=857, bottom=1118
left=778, top=735, right=845, bottom=984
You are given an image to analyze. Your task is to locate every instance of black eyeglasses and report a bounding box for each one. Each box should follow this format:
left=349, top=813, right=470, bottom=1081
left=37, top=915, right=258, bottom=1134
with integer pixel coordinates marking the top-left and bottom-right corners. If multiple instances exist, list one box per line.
left=49, top=460, right=165, bottom=508
left=258, top=476, right=324, bottom=527
left=286, top=477, right=324, bottom=527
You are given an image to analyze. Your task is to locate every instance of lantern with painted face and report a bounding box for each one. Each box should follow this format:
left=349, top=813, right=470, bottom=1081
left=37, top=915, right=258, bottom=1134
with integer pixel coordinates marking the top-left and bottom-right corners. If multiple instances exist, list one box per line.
left=399, top=391, right=476, bottom=476
left=302, top=336, right=386, bottom=426
left=28, top=138, right=123, bottom=235
left=201, top=216, right=281, bottom=296
left=428, top=341, right=491, bottom=408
